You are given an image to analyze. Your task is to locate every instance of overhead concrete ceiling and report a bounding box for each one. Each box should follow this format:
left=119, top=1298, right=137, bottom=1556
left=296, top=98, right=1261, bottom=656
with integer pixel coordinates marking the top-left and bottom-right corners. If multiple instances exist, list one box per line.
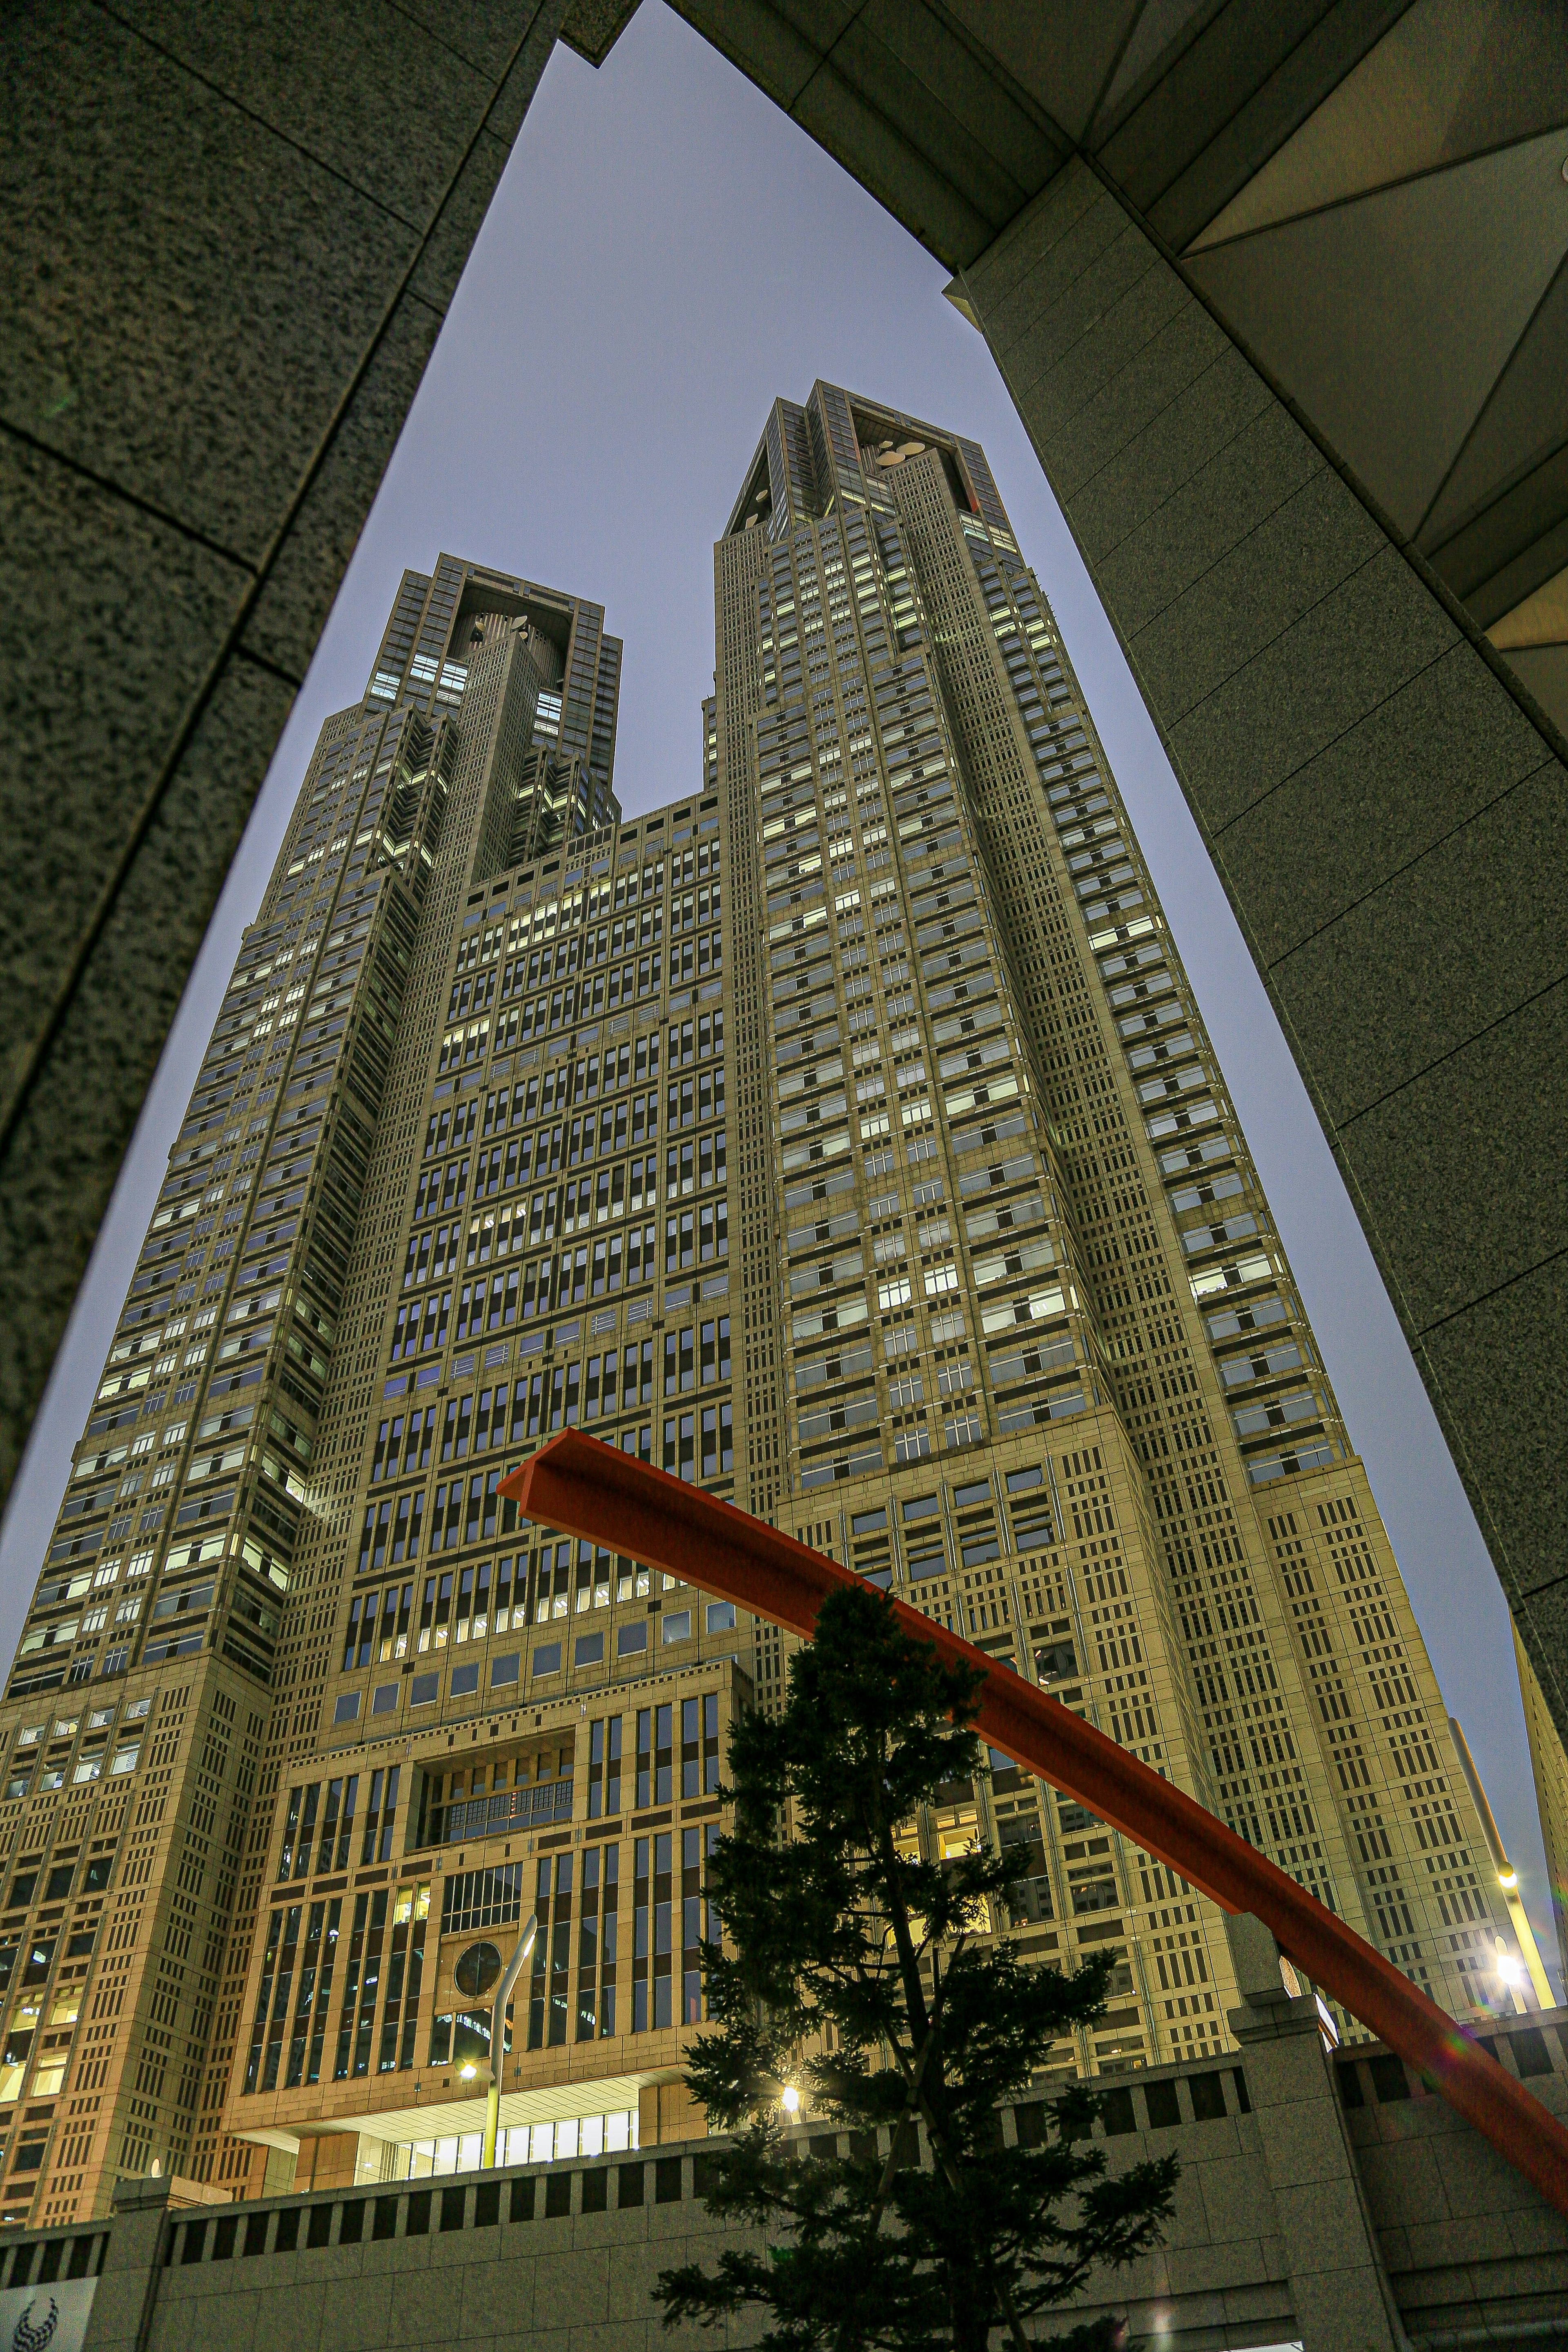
left=627, top=0, right=1568, bottom=731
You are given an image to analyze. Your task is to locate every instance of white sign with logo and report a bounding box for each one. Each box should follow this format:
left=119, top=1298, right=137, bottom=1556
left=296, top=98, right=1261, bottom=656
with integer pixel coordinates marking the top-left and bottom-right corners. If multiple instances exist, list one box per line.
left=0, top=2279, right=99, bottom=2352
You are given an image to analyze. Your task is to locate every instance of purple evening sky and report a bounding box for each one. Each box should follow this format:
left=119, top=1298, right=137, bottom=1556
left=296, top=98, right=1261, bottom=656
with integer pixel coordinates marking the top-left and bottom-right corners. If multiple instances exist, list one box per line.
left=2, top=4, right=1556, bottom=1983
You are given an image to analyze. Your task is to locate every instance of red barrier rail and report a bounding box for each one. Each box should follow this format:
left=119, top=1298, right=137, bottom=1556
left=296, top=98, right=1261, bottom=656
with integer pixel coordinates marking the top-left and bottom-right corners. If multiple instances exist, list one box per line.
left=499, top=1430, right=1568, bottom=2218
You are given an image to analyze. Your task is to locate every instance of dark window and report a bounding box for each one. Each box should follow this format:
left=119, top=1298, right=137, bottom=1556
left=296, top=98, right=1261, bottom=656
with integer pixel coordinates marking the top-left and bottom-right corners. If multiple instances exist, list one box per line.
left=274, top=2210, right=300, bottom=2253
left=691, top=2152, right=722, bottom=2199
left=243, top=2214, right=269, bottom=2256
left=44, top=1866, right=72, bottom=1904
left=1143, top=2078, right=1180, bottom=2129
left=508, top=2177, right=535, bottom=2224
left=439, top=2186, right=466, bottom=2233
left=67, top=2236, right=96, bottom=2278
left=306, top=2204, right=333, bottom=2249
left=655, top=2157, right=682, bottom=2204
left=544, top=2171, right=572, bottom=2218
left=21, top=1938, right=56, bottom=1989
left=83, top=1858, right=111, bottom=1893
left=1511, top=2027, right=1554, bottom=2078
left=372, top=2197, right=398, bottom=2241
left=338, top=2201, right=364, bottom=2245
left=1099, top=2087, right=1136, bottom=2135
left=581, top=2168, right=608, bottom=2214
left=1230, top=2066, right=1251, bottom=2114
left=1368, top=2054, right=1410, bottom=2103
left=1188, top=2071, right=1227, bottom=2122
left=405, top=2189, right=432, bottom=2236
left=1011, top=2103, right=1044, bottom=2148
left=37, top=2243, right=61, bottom=2282
left=473, top=2180, right=500, bottom=2229
left=1336, top=2061, right=1364, bottom=2110
left=180, top=2221, right=207, bottom=2265
left=617, top=2162, right=644, bottom=2208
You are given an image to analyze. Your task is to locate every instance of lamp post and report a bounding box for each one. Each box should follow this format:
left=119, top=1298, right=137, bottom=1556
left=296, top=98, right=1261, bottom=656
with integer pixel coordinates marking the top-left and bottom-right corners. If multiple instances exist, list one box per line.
left=1449, top=1715, right=1555, bottom=2009
left=480, top=1913, right=537, bottom=2171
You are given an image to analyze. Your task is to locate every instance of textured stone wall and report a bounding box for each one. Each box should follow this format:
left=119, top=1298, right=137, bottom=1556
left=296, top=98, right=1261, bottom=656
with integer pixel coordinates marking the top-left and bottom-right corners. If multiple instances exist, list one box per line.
left=0, top=0, right=570, bottom=1512
left=44, top=2009, right=1568, bottom=2352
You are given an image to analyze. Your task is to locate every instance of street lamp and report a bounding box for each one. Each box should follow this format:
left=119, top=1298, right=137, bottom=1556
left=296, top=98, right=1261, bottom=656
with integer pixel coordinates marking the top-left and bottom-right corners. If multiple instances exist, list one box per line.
left=479, top=1913, right=538, bottom=2169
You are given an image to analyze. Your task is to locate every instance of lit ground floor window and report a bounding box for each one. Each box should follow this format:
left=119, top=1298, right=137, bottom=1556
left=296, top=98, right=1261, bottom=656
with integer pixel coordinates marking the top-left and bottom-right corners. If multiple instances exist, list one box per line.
left=392, top=2107, right=639, bottom=2177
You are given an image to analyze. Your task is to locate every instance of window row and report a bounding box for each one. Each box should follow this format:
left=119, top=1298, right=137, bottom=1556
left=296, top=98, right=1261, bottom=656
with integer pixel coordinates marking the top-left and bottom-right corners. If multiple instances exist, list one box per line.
left=277, top=1768, right=402, bottom=1880
left=245, top=1880, right=427, bottom=2094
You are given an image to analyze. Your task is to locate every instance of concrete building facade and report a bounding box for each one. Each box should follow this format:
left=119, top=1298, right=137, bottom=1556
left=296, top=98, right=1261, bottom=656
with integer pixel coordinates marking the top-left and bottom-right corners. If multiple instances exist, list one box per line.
left=1513, top=1624, right=1568, bottom=1994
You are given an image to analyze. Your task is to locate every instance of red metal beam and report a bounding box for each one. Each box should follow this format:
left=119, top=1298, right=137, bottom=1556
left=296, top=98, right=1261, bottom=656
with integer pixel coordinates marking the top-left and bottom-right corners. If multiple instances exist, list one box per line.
left=499, top=1431, right=1568, bottom=2218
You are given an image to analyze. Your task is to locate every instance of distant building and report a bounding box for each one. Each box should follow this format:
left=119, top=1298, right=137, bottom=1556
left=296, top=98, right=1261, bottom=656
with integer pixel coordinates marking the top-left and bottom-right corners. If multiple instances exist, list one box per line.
left=0, top=401, right=1530, bottom=2224
left=1514, top=1624, right=1568, bottom=1993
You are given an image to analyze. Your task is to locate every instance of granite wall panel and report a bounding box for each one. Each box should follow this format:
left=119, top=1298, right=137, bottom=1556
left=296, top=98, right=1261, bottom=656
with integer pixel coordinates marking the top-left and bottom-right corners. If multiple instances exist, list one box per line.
left=0, top=434, right=250, bottom=1116
left=5, top=0, right=420, bottom=560
left=239, top=298, right=448, bottom=684
left=1168, top=546, right=1461, bottom=835
left=1208, top=639, right=1535, bottom=959
left=0, top=0, right=568, bottom=1510
left=0, top=654, right=296, bottom=1532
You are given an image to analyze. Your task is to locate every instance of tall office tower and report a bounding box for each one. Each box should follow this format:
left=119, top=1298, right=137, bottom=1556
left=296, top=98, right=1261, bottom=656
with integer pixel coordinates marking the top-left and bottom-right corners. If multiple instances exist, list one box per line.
left=0, top=562, right=644, bottom=2225
left=1514, top=1628, right=1568, bottom=1990
left=711, top=383, right=1530, bottom=2076
left=0, top=414, right=1535, bottom=2232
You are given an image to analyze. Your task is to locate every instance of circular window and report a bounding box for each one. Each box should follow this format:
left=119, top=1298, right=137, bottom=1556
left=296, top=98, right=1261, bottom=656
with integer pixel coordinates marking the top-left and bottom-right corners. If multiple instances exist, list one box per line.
left=455, top=1940, right=502, bottom=1998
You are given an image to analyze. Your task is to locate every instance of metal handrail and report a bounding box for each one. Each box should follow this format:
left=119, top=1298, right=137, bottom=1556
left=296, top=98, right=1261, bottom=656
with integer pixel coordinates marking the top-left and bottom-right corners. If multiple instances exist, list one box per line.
left=439, top=1779, right=573, bottom=1843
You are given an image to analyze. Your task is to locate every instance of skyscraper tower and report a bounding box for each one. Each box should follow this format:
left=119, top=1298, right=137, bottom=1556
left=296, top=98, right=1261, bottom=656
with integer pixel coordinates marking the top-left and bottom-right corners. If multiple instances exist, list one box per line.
left=0, top=408, right=1531, bottom=2229
left=712, top=384, right=1524, bottom=2071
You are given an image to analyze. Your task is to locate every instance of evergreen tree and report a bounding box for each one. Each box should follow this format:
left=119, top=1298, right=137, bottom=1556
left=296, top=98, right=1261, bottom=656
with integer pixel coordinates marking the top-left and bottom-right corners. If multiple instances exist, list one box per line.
left=654, top=1584, right=1176, bottom=2351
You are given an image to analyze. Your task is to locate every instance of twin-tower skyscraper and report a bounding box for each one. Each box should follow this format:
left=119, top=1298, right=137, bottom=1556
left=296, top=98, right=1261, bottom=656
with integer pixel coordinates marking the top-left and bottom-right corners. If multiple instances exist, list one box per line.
left=0, top=387, right=1528, bottom=2223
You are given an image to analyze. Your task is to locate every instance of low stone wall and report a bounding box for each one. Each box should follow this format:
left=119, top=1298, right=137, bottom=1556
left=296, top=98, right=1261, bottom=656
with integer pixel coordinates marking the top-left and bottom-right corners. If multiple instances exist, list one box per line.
left=1339, top=2020, right=1568, bottom=2341
left=7, top=2005, right=1565, bottom=2351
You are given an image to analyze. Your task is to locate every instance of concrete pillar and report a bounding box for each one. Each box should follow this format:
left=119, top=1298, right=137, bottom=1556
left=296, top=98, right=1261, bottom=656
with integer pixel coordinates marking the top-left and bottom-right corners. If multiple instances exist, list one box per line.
left=81, top=2176, right=228, bottom=2352
left=1224, top=1915, right=1408, bottom=2352
left=79, top=2180, right=173, bottom=2352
